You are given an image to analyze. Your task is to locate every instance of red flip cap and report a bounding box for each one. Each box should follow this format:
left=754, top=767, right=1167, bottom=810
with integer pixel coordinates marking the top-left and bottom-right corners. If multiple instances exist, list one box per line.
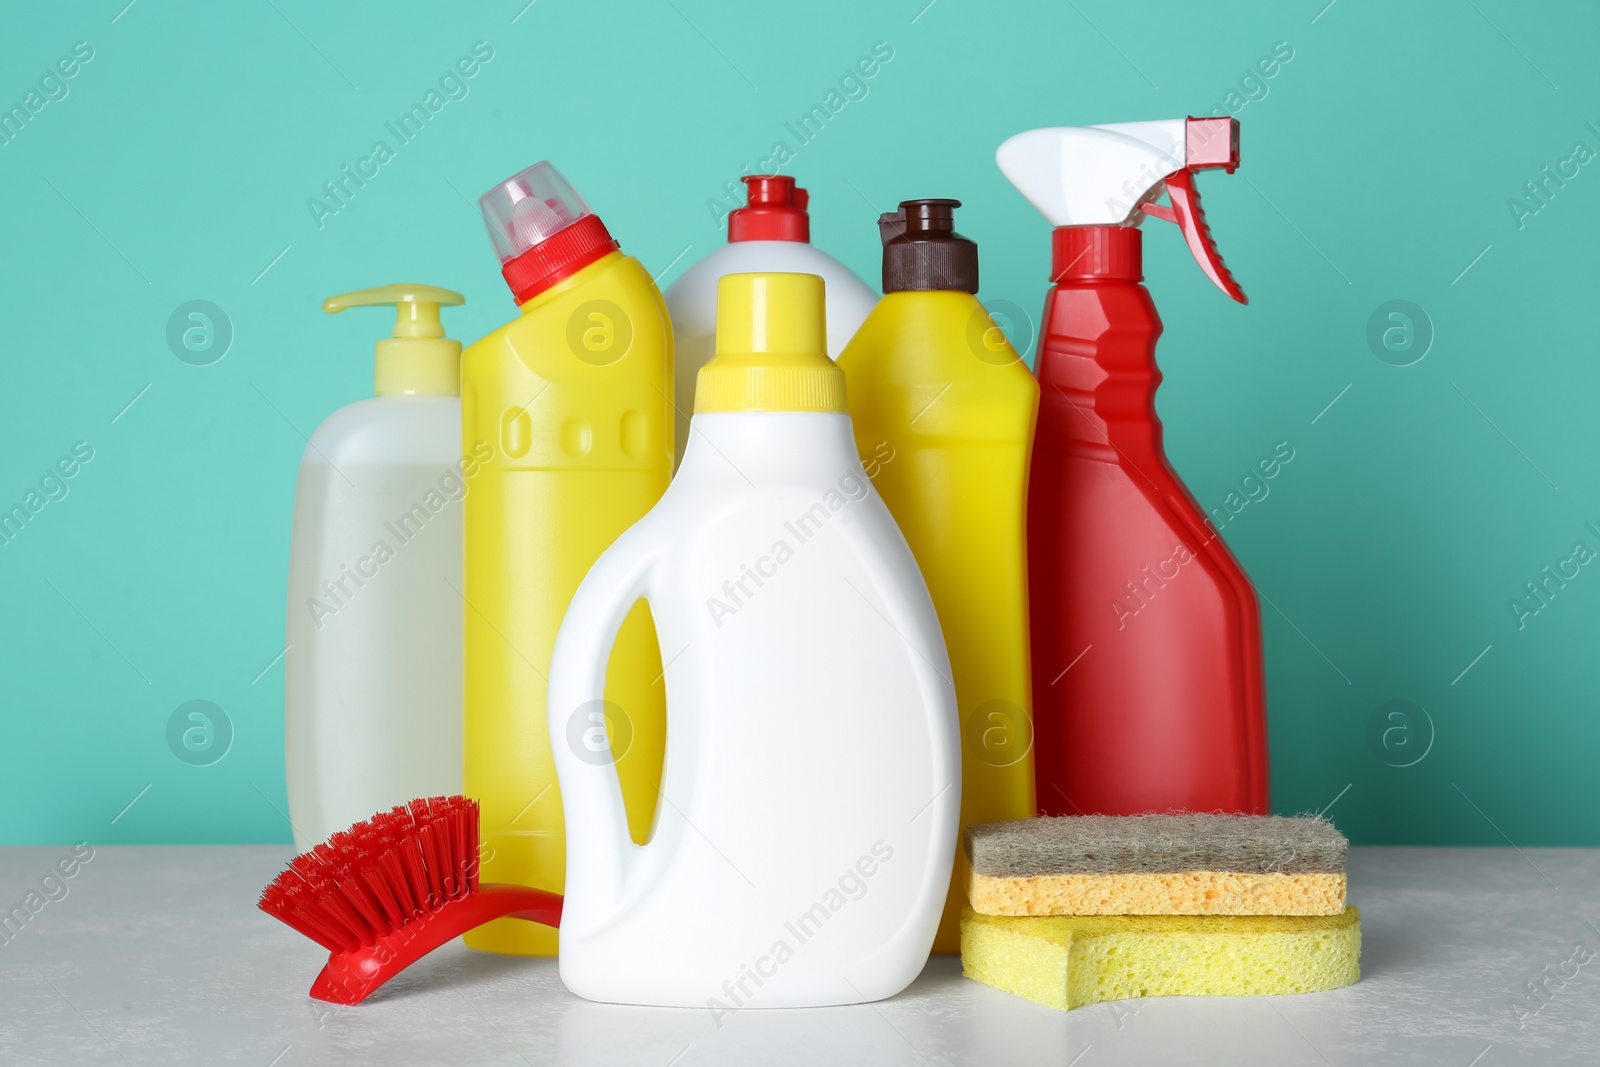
left=479, top=163, right=621, bottom=305
left=1138, top=116, right=1246, bottom=304
left=729, top=176, right=810, bottom=242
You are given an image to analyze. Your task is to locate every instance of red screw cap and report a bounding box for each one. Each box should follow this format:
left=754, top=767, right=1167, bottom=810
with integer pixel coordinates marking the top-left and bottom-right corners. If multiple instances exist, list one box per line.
left=1051, top=226, right=1142, bottom=284
left=729, top=175, right=810, bottom=243
left=499, top=214, right=617, bottom=305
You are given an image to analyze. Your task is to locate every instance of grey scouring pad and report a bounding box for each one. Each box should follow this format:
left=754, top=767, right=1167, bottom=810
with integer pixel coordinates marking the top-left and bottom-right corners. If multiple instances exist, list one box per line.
left=964, top=813, right=1349, bottom=917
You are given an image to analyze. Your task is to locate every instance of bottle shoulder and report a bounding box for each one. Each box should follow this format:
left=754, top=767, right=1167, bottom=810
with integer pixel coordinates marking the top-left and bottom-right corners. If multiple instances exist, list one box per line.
left=304, top=396, right=461, bottom=467
left=841, top=293, right=1041, bottom=398
left=649, top=434, right=913, bottom=577
left=464, top=251, right=668, bottom=368
left=668, top=241, right=875, bottom=295
left=665, top=242, right=876, bottom=352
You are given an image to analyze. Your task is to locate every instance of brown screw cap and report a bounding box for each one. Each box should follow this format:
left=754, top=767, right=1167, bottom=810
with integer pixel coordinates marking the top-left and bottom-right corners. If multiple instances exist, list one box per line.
left=879, top=198, right=979, bottom=294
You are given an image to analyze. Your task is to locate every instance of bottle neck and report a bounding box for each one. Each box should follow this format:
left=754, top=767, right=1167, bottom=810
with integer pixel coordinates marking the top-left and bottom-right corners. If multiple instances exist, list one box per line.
left=1038, top=227, right=1163, bottom=459
left=375, top=337, right=460, bottom=396
left=1051, top=225, right=1143, bottom=284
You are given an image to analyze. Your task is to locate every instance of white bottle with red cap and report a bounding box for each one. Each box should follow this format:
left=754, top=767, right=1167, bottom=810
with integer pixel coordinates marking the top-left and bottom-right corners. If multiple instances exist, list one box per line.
left=664, top=176, right=876, bottom=465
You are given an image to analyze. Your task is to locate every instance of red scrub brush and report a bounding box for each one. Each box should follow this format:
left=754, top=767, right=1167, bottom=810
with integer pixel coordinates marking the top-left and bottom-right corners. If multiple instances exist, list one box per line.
left=258, top=795, right=562, bottom=1004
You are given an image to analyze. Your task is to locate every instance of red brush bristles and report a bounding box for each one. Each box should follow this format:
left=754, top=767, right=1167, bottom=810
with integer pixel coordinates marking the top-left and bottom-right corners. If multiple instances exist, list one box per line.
left=258, top=796, right=480, bottom=953
left=260, top=795, right=561, bottom=1004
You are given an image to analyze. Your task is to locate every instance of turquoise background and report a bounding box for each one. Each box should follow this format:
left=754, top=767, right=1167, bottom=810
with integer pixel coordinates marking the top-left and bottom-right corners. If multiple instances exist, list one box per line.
left=2, top=0, right=1596, bottom=847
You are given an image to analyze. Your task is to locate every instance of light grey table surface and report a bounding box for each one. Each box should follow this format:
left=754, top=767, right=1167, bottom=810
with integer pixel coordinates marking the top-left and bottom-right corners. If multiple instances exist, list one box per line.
left=0, top=845, right=1595, bottom=1066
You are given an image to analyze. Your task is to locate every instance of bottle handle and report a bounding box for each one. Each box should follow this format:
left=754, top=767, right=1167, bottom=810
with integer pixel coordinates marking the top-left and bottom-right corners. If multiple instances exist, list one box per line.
left=546, top=521, right=662, bottom=910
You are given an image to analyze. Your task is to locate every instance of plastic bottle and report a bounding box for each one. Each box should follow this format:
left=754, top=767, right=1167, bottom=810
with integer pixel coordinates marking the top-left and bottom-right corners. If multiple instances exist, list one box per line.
left=547, top=272, right=959, bottom=1007
left=461, top=162, right=672, bottom=956
left=664, top=175, right=876, bottom=465
left=285, top=284, right=467, bottom=852
left=997, top=117, right=1269, bottom=816
left=836, top=199, right=1037, bottom=954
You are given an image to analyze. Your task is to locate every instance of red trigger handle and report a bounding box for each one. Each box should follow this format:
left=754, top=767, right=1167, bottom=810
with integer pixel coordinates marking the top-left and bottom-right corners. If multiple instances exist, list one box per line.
left=1139, top=116, right=1247, bottom=305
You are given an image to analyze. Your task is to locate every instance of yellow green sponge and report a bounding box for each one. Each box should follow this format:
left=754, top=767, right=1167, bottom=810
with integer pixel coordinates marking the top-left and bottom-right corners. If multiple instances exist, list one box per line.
left=960, top=905, right=1360, bottom=1011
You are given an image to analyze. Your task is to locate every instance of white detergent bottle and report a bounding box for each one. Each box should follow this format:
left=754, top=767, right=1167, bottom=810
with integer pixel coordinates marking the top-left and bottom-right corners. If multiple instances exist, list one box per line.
left=664, top=176, right=876, bottom=466
left=548, top=272, right=959, bottom=1009
left=285, top=284, right=468, bottom=851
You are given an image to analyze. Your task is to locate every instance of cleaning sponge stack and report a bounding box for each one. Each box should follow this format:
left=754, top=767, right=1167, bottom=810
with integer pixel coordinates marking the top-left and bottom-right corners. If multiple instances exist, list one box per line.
left=959, top=814, right=1361, bottom=1011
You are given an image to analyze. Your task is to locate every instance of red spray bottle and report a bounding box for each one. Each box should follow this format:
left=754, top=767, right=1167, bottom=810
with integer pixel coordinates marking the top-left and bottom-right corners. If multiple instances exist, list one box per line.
left=998, top=117, right=1268, bottom=816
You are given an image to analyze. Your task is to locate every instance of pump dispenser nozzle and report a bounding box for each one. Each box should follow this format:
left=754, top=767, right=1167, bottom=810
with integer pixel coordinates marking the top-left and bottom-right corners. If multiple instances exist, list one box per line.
left=322, top=283, right=465, bottom=396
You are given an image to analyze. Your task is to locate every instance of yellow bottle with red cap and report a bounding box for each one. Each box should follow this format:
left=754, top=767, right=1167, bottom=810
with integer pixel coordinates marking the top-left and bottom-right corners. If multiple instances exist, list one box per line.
left=460, top=162, right=672, bottom=956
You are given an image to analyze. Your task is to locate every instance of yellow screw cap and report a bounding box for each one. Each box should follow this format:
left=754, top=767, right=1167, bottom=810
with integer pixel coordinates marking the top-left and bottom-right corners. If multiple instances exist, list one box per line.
left=323, top=283, right=465, bottom=397
left=695, top=272, right=845, bottom=414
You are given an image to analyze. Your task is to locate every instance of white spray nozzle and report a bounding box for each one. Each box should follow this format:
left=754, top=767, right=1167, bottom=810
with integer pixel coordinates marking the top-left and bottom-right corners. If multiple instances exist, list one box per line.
left=996, top=120, right=1193, bottom=227
left=997, top=117, right=1246, bottom=303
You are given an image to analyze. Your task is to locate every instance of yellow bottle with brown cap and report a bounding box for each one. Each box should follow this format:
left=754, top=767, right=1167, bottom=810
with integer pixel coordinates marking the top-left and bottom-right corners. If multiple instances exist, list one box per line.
left=838, top=201, right=1039, bottom=954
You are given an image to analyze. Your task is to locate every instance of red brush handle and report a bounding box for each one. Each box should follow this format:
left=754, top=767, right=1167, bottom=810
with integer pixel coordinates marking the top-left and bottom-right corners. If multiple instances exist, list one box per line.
left=309, top=884, right=562, bottom=1005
